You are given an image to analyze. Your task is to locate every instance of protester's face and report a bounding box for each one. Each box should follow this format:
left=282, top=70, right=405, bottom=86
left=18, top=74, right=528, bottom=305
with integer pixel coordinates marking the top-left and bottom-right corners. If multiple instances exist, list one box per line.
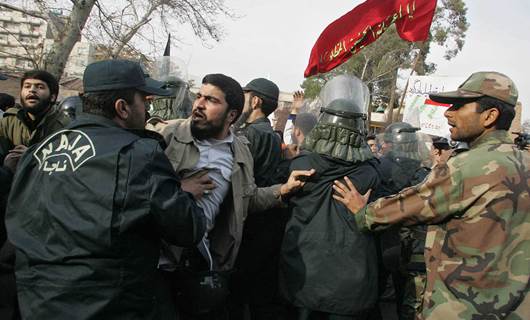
left=191, top=84, right=232, bottom=140
left=20, top=79, right=54, bottom=110
left=123, top=92, right=148, bottom=129
left=367, top=139, right=378, bottom=154
left=444, top=101, right=485, bottom=142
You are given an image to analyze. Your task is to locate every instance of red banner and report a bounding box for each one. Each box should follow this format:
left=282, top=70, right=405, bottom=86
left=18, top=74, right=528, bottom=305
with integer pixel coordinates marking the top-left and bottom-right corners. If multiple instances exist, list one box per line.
left=304, top=0, right=437, bottom=78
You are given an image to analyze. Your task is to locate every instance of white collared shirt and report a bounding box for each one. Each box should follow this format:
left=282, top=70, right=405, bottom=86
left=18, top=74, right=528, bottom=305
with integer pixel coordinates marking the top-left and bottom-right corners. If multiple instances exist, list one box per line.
left=193, top=132, right=234, bottom=233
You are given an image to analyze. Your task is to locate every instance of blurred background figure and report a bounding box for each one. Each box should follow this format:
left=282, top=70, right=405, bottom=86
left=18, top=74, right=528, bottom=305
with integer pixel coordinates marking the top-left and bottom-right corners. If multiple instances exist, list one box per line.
left=283, top=112, right=318, bottom=160
left=367, top=134, right=379, bottom=157
left=430, top=136, right=453, bottom=166
left=0, top=94, right=16, bottom=117
left=513, top=132, right=529, bottom=151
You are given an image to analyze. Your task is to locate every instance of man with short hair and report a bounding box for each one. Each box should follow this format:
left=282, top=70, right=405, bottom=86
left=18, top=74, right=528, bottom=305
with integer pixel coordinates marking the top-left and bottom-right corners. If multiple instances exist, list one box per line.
left=283, top=112, right=318, bottom=160
left=231, top=78, right=287, bottom=319
left=151, top=74, right=312, bottom=318
left=334, top=71, right=530, bottom=319
left=292, top=112, right=317, bottom=146
left=6, top=59, right=207, bottom=319
left=236, top=78, right=282, bottom=186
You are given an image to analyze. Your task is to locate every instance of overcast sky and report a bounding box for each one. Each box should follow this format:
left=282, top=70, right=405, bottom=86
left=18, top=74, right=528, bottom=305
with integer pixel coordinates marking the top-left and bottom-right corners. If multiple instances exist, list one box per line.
left=172, top=0, right=530, bottom=121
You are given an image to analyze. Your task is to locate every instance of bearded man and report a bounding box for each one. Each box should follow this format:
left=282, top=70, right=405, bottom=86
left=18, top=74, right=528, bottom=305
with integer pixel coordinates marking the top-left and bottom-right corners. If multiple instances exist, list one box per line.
left=0, top=71, right=69, bottom=319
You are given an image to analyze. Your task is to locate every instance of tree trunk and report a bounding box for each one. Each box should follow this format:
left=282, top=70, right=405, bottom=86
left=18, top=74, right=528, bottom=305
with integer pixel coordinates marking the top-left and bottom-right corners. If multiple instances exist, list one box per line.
left=43, top=0, right=96, bottom=81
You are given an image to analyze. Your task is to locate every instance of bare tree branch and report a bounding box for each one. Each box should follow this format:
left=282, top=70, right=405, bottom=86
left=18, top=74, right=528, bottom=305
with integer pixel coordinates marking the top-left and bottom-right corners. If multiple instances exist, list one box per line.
left=110, top=1, right=159, bottom=57
left=0, top=25, right=43, bottom=68
left=33, top=0, right=62, bottom=39
left=0, top=2, right=47, bottom=20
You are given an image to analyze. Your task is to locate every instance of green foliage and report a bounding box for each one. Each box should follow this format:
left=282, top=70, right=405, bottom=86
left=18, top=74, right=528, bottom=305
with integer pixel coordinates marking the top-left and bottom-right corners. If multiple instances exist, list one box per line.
left=301, top=0, right=469, bottom=101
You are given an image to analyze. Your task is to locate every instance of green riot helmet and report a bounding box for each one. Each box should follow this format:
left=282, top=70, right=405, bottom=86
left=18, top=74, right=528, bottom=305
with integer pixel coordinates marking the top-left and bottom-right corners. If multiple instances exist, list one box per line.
left=302, top=74, right=374, bottom=163
left=318, top=74, right=370, bottom=135
left=379, top=122, right=431, bottom=162
left=59, top=96, right=83, bottom=120
left=383, top=122, right=418, bottom=144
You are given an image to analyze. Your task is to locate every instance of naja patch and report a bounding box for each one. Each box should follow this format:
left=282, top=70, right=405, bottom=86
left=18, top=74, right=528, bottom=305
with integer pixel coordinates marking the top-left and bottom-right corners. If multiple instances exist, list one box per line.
left=33, top=129, right=96, bottom=175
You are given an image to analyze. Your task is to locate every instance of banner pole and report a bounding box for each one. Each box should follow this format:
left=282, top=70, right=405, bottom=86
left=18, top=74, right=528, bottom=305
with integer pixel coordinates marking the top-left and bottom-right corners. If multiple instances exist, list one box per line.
left=396, top=41, right=425, bottom=121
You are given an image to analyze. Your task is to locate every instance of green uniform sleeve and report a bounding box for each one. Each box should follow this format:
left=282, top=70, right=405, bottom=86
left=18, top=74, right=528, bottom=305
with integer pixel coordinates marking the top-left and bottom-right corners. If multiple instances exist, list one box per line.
left=361, top=160, right=465, bottom=231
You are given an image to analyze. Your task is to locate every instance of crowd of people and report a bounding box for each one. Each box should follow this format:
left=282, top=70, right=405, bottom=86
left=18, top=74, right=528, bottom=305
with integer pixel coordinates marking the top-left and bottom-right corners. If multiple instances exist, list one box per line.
left=0, top=59, right=528, bottom=320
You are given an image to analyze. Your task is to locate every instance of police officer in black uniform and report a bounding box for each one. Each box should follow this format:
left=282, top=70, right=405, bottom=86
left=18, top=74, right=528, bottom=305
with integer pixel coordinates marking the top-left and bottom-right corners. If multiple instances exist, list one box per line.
left=5, top=60, right=206, bottom=320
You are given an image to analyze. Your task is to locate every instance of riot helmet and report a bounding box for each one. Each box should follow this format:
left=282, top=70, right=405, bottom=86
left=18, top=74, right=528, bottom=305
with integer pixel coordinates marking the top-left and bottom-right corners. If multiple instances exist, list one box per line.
left=59, top=95, right=83, bottom=120
left=379, top=122, right=431, bottom=163
left=318, top=74, right=370, bottom=134
left=302, top=74, right=374, bottom=163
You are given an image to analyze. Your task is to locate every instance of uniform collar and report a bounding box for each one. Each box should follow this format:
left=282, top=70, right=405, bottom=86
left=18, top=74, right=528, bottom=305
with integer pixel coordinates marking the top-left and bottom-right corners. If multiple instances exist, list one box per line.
left=469, top=130, right=512, bottom=149
left=71, top=113, right=166, bottom=146
left=71, top=113, right=121, bottom=129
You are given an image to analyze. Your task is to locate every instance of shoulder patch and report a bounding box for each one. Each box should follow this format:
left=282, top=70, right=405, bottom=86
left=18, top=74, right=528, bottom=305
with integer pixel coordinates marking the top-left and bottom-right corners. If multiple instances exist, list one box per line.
left=33, top=129, right=96, bottom=175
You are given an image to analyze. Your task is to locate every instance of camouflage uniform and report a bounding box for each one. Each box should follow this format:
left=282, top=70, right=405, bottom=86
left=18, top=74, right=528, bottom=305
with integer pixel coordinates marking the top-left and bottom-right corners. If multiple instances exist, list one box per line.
left=354, top=72, right=529, bottom=319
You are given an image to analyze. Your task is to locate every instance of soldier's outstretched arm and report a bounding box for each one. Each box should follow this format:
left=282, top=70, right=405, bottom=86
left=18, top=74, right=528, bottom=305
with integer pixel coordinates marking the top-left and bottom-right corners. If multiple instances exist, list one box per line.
left=334, top=162, right=464, bottom=232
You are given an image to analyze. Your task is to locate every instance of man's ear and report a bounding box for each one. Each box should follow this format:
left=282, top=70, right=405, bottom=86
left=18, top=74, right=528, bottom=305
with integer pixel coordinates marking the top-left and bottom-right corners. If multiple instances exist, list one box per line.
left=114, top=99, right=130, bottom=120
left=251, top=95, right=262, bottom=110
left=227, top=109, right=239, bottom=124
left=482, top=107, right=500, bottom=128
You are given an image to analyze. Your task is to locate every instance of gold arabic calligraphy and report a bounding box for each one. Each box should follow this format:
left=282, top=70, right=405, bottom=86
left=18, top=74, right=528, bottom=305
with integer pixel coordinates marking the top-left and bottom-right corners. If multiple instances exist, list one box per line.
left=324, top=0, right=417, bottom=63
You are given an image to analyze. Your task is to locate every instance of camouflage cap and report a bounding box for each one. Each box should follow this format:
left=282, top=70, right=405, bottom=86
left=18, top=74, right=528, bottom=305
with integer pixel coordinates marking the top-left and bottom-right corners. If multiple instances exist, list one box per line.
left=430, top=71, right=518, bottom=106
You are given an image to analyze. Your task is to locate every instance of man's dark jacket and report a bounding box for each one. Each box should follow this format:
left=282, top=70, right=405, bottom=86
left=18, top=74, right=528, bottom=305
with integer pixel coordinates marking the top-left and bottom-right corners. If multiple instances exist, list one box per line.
left=238, top=117, right=282, bottom=187
left=280, top=152, right=380, bottom=315
left=5, top=114, right=205, bottom=320
left=374, top=154, right=430, bottom=273
left=232, top=117, right=285, bottom=315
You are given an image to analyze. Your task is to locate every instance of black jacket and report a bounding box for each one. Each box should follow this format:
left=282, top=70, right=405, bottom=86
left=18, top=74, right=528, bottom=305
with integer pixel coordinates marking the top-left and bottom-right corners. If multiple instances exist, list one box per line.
left=280, top=152, right=380, bottom=315
left=238, top=117, right=282, bottom=187
left=375, top=155, right=430, bottom=272
left=5, top=114, right=205, bottom=319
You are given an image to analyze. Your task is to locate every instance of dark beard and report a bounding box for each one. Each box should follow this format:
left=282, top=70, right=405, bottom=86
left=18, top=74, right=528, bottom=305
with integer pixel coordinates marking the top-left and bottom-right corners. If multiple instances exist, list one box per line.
left=22, top=96, right=52, bottom=117
left=190, top=111, right=228, bottom=141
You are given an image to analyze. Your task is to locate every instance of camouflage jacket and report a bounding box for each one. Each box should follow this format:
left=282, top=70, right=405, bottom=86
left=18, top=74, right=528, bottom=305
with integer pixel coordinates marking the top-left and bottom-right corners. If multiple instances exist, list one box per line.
left=354, top=130, right=530, bottom=320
